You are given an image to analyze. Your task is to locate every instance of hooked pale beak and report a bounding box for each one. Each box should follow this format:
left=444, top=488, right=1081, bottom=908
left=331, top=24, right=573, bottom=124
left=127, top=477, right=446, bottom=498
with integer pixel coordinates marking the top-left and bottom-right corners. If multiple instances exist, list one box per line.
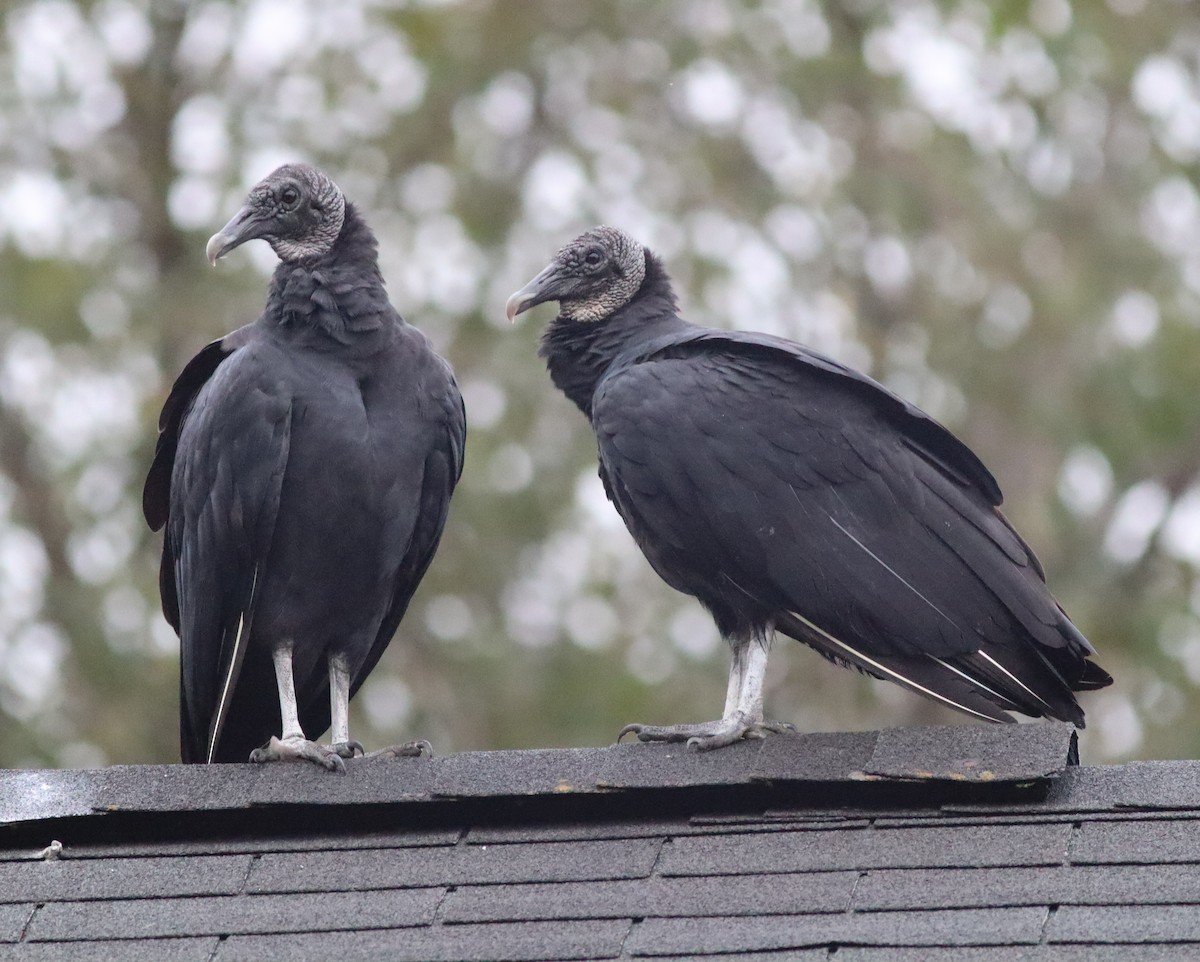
left=505, top=261, right=566, bottom=323
left=205, top=205, right=267, bottom=266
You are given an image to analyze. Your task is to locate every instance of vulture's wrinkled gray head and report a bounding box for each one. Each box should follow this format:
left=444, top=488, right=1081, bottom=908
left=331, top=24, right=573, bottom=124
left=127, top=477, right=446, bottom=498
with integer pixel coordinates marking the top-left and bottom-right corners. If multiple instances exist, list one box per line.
left=506, top=226, right=647, bottom=323
left=206, top=164, right=346, bottom=266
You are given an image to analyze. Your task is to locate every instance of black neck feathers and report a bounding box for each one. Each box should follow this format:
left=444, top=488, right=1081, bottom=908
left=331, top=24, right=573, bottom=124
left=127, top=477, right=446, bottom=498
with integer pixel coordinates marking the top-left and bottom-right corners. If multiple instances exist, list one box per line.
left=540, top=250, right=691, bottom=418
left=638, top=251, right=679, bottom=315
left=264, top=201, right=394, bottom=346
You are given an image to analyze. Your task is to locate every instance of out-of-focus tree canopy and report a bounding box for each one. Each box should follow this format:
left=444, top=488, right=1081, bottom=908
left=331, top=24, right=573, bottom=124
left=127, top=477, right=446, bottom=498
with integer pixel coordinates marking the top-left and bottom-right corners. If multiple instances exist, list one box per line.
left=1, top=0, right=1198, bottom=768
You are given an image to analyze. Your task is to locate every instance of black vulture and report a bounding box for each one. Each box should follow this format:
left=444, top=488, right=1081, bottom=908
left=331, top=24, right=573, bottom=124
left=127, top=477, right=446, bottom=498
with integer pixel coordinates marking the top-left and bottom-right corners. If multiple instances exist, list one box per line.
left=144, top=164, right=465, bottom=770
left=508, top=226, right=1111, bottom=750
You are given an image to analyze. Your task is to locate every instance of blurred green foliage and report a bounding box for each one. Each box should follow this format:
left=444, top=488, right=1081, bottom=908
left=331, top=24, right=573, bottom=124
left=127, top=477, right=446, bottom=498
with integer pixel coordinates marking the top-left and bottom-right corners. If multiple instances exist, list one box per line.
left=1, top=0, right=1198, bottom=768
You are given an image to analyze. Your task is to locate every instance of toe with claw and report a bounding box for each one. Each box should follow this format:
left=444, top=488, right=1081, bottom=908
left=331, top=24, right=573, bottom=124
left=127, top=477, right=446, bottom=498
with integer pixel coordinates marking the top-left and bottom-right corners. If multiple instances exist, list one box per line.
left=250, top=735, right=347, bottom=773
left=619, top=721, right=722, bottom=744
left=364, top=739, right=434, bottom=760
left=619, top=716, right=795, bottom=751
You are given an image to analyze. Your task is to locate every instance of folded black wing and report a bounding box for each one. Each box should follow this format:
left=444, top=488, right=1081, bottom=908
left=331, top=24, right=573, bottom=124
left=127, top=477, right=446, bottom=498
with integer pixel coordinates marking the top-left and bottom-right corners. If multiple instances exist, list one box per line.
left=592, top=329, right=1106, bottom=725
left=145, top=325, right=294, bottom=762
left=348, top=352, right=466, bottom=702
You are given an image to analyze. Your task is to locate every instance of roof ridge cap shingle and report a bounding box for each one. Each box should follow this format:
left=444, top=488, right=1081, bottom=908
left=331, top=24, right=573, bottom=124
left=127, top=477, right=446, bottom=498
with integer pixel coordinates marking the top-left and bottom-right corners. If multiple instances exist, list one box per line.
left=1, top=723, right=1077, bottom=830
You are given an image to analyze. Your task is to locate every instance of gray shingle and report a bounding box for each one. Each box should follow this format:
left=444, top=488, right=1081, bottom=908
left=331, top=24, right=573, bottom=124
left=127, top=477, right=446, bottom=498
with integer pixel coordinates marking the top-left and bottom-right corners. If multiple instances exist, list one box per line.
left=660, top=821, right=1070, bottom=877
left=1072, top=818, right=1200, bottom=865
left=249, top=754, right=438, bottom=805
left=864, top=723, right=1074, bottom=784
left=431, top=740, right=766, bottom=796
left=943, top=761, right=1200, bottom=817
left=441, top=870, right=859, bottom=923
left=693, top=811, right=872, bottom=827
left=1059, top=762, right=1200, bottom=811
left=853, top=864, right=1200, bottom=911
left=469, top=814, right=871, bottom=845
left=0, top=766, right=263, bottom=826
left=873, top=811, right=1083, bottom=828
left=836, top=949, right=1200, bottom=962
left=247, top=837, right=660, bottom=892
left=217, top=920, right=632, bottom=962
left=54, top=826, right=461, bottom=860
left=651, top=953, right=828, bottom=962
left=0, top=854, right=251, bottom=904
left=625, top=907, right=1047, bottom=955
left=431, top=746, right=619, bottom=796
left=831, top=951, right=1039, bottom=962
left=0, top=905, right=30, bottom=944
left=1048, top=905, right=1200, bottom=943
left=0, top=937, right=217, bottom=961
left=468, top=818, right=689, bottom=845
left=27, top=888, right=443, bottom=941
left=834, top=951, right=1058, bottom=962
left=752, top=730, right=878, bottom=782
left=1026, top=948, right=1200, bottom=961
left=1, top=772, right=104, bottom=825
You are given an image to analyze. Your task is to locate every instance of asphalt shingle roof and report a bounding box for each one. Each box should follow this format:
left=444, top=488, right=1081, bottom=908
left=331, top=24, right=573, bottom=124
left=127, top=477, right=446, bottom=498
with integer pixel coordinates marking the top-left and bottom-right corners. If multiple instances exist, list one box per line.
left=2, top=722, right=1199, bottom=961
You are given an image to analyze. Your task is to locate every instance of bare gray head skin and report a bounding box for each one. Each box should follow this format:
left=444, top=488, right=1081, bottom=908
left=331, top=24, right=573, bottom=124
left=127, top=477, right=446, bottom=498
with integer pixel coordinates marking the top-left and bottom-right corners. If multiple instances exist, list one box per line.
left=205, top=163, right=346, bottom=266
left=506, top=225, right=647, bottom=323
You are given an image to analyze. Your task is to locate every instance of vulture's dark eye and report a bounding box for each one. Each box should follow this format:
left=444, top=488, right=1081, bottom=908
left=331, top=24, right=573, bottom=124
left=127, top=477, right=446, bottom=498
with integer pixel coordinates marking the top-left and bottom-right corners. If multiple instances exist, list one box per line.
left=280, top=186, right=300, bottom=208
left=584, top=249, right=604, bottom=268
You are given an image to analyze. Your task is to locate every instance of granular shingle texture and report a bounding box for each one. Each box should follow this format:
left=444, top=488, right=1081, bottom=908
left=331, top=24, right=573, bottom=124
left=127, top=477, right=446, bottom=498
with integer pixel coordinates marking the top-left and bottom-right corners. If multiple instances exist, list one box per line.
left=1, top=722, right=1196, bottom=961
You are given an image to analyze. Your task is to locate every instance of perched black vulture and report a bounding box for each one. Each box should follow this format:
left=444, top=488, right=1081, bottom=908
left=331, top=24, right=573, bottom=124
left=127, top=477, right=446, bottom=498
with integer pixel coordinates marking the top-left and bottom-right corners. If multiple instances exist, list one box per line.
left=508, top=226, right=1111, bottom=749
left=144, top=164, right=465, bottom=770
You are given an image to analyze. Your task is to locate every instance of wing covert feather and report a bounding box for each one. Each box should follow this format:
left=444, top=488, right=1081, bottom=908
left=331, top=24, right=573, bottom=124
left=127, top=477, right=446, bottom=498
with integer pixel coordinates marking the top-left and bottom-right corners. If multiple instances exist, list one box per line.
left=592, top=340, right=1073, bottom=665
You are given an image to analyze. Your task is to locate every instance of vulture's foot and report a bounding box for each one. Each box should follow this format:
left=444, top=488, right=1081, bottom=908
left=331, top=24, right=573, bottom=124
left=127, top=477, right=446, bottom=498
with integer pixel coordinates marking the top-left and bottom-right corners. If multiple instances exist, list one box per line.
left=364, top=739, right=434, bottom=760
left=330, top=740, right=365, bottom=759
left=249, top=736, right=346, bottom=773
left=618, top=716, right=795, bottom=751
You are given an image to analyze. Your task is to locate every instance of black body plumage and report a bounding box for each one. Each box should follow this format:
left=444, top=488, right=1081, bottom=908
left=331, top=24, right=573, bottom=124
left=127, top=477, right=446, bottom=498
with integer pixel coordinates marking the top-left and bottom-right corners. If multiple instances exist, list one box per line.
left=145, top=165, right=465, bottom=765
left=513, top=227, right=1110, bottom=744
